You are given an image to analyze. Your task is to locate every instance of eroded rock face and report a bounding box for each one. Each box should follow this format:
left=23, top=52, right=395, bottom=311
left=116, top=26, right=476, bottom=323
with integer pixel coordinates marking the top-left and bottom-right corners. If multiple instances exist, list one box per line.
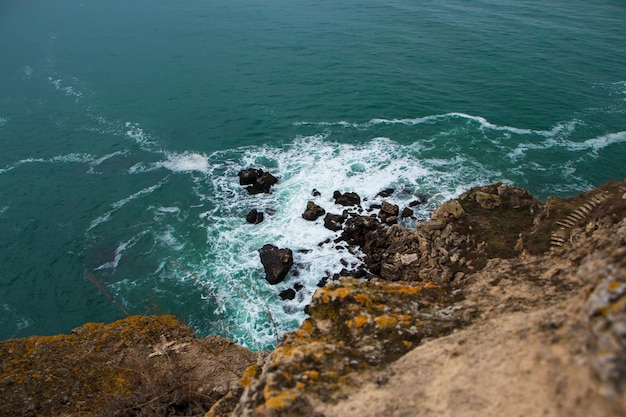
left=0, top=316, right=258, bottom=417
left=258, top=244, right=294, bottom=285
left=232, top=278, right=470, bottom=416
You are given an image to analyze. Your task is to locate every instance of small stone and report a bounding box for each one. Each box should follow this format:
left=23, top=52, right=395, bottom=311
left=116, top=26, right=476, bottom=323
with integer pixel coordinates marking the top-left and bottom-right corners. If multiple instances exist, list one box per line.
left=400, top=253, right=419, bottom=265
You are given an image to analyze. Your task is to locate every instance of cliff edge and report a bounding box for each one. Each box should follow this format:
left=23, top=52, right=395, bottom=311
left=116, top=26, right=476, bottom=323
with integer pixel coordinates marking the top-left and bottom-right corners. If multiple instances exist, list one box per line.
left=1, top=180, right=625, bottom=417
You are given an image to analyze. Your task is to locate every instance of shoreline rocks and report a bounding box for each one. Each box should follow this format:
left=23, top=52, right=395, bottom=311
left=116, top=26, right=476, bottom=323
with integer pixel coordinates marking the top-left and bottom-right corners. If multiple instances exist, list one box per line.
left=258, top=244, right=294, bottom=285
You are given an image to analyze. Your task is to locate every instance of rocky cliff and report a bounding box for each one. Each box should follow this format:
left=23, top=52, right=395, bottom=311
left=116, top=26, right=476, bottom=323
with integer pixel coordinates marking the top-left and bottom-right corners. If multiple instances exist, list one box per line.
left=1, top=180, right=625, bottom=417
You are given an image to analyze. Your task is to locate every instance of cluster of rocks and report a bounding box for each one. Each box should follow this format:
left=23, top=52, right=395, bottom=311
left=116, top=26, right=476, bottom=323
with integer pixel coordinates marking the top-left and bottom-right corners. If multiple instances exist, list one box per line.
left=238, top=167, right=431, bottom=290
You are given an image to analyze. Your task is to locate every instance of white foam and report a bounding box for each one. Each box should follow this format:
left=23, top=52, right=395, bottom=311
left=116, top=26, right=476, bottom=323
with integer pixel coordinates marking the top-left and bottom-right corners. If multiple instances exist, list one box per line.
left=124, top=122, right=161, bottom=151
left=95, top=233, right=147, bottom=271
left=159, top=152, right=209, bottom=173
left=175, top=134, right=503, bottom=349
left=508, top=130, right=626, bottom=160
left=0, top=117, right=8, bottom=127
left=296, top=112, right=576, bottom=138
left=88, top=181, right=165, bottom=231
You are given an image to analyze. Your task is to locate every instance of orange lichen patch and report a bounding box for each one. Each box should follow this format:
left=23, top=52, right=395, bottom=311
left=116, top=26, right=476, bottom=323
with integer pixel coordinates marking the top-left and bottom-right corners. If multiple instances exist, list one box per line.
left=353, top=293, right=372, bottom=308
left=319, top=286, right=352, bottom=303
left=239, top=364, right=259, bottom=388
left=263, top=388, right=299, bottom=410
left=302, top=370, right=320, bottom=380
left=374, top=314, right=399, bottom=328
left=348, top=315, right=370, bottom=329
left=402, top=340, right=413, bottom=350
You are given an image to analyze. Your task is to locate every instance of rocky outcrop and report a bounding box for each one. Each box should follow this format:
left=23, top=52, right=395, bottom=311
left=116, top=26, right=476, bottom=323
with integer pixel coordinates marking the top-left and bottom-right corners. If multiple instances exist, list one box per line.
left=3, top=180, right=626, bottom=417
left=258, top=244, right=294, bottom=285
left=238, top=168, right=279, bottom=195
left=302, top=201, right=326, bottom=221
left=333, top=191, right=361, bottom=207
left=245, top=209, right=264, bottom=224
left=228, top=180, right=626, bottom=417
left=0, top=315, right=258, bottom=417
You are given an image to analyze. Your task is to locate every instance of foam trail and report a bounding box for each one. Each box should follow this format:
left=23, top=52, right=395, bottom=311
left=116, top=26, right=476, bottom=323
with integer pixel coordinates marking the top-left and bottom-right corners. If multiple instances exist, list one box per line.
left=296, top=112, right=579, bottom=138
left=88, top=180, right=166, bottom=231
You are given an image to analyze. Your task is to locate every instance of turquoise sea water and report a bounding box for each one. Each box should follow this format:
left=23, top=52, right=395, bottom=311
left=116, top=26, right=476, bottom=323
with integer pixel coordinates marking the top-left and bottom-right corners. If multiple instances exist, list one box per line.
left=1, top=0, right=625, bottom=349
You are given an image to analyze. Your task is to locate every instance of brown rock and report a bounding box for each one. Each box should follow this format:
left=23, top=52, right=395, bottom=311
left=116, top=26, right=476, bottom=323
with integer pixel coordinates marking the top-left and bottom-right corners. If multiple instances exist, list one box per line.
left=431, top=199, right=465, bottom=221
left=302, top=201, right=326, bottom=221
left=475, top=191, right=502, bottom=209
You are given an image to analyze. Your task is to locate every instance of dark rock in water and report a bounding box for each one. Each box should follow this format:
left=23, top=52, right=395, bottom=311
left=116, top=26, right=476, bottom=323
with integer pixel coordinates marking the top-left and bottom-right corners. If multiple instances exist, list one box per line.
left=265, top=208, right=277, bottom=216
left=370, top=203, right=382, bottom=210
left=238, top=168, right=279, bottom=194
left=294, top=283, right=304, bottom=291
left=377, top=188, right=395, bottom=198
left=317, top=276, right=331, bottom=287
left=303, top=304, right=310, bottom=315
left=238, top=168, right=261, bottom=186
left=246, top=209, right=264, bottom=224
left=302, top=201, right=326, bottom=221
left=324, top=213, right=347, bottom=231
left=333, top=191, right=361, bottom=207
left=258, top=244, right=293, bottom=285
left=401, top=207, right=414, bottom=218
left=279, top=288, right=296, bottom=301
left=408, top=194, right=429, bottom=207
left=312, top=189, right=321, bottom=197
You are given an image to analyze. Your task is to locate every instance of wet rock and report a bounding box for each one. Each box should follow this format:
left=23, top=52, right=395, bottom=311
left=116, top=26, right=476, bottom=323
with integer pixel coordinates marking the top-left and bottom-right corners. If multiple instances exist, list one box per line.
left=377, top=188, right=395, bottom=198
left=409, top=194, right=430, bottom=206
left=258, top=244, right=294, bottom=285
left=333, top=191, right=361, bottom=207
left=312, top=189, right=321, bottom=197
left=238, top=168, right=278, bottom=194
left=245, top=209, right=264, bottom=224
left=401, top=207, right=414, bottom=218
left=237, top=168, right=260, bottom=185
left=279, top=288, right=297, bottom=300
left=302, top=201, right=326, bottom=221
left=324, top=213, right=347, bottom=231
left=378, top=201, right=399, bottom=223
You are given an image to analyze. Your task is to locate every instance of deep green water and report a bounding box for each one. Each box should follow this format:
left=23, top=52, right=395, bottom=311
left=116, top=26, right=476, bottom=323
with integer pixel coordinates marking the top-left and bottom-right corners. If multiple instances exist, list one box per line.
left=1, top=0, right=625, bottom=349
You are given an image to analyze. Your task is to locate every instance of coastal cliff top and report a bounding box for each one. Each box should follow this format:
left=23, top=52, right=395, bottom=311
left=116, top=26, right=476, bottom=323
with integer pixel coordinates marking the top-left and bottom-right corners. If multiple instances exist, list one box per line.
left=1, top=180, right=625, bottom=417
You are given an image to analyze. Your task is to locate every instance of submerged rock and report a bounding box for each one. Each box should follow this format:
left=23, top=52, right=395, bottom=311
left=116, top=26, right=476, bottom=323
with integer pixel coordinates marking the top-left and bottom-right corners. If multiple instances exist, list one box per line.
left=258, top=244, right=294, bottom=285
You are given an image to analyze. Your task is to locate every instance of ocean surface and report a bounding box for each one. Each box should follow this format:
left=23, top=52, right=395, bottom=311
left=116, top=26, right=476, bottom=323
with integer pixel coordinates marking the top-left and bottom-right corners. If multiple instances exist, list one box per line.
left=1, top=0, right=625, bottom=350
